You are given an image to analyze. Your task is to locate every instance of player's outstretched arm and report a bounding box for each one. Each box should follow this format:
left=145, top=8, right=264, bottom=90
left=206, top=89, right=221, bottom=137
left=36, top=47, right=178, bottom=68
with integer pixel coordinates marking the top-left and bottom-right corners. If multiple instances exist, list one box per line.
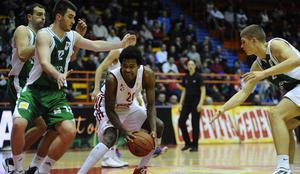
left=210, top=62, right=261, bottom=123
left=143, top=67, right=157, bottom=138
left=74, top=32, right=136, bottom=52
left=14, top=26, right=35, bottom=62
left=105, top=73, right=128, bottom=133
left=91, top=50, right=120, bottom=100
left=243, top=40, right=300, bottom=83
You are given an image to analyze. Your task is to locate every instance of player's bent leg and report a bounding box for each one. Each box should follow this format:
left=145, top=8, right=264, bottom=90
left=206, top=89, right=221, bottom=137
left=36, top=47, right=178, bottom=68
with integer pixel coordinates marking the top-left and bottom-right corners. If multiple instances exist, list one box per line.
left=11, top=117, right=28, bottom=173
left=25, top=130, right=59, bottom=174
left=77, top=127, right=118, bottom=174
left=23, top=117, right=47, bottom=151
left=48, top=120, right=76, bottom=160
left=286, top=118, right=300, bottom=170
left=37, top=120, right=76, bottom=174
left=269, top=98, right=300, bottom=172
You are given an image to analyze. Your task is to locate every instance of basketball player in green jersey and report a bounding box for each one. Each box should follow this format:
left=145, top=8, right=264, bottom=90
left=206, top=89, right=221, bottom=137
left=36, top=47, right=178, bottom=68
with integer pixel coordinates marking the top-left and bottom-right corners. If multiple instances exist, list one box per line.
left=211, top=24, right=300, bottom=174
left=10, top=0, right=136, bottom=173
left=3, top=3, right=88, bottom=174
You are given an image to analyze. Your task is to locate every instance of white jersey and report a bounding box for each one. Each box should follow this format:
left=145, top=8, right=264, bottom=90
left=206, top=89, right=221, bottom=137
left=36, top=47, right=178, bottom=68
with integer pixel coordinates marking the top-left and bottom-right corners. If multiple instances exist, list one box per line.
left=257, top=38, right=300, bottom=80
left=9, top=26, right=35, bottom=77
left=256, top=38, right=300, bottom=91
left=100, top=65, right=144, bottom=111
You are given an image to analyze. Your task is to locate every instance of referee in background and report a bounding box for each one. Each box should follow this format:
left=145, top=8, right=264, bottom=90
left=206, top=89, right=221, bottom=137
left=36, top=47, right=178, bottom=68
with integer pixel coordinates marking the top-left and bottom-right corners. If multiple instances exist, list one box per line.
left=178, top=60, right=206, bottom=152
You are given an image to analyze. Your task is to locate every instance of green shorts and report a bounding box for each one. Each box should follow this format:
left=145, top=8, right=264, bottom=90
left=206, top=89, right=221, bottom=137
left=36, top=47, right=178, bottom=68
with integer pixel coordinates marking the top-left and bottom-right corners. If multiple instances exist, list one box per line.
left=7, top=76, right=27, bottom=108
left=15, top=85, right=74, bottom=126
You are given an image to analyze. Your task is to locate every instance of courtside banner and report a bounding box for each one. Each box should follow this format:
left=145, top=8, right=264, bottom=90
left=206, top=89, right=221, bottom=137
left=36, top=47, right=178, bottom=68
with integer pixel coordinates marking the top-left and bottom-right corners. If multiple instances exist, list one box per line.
left=172, top=105, right=273, bottom=144
left=234, top=106, right=273, bottom=143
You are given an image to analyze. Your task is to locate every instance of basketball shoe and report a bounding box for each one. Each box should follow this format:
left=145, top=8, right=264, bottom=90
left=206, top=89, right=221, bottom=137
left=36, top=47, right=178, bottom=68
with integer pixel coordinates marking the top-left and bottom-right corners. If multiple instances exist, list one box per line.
left=2, top=157, right=14, bottom=173
left=153, top=146, right=168, bottom=158
left=272, top=167, right=292, bottom=174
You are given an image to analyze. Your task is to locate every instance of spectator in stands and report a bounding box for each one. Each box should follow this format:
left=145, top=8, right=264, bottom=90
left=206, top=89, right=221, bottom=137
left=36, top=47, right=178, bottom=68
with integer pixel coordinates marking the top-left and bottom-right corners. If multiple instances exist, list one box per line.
left=184, top=24, right=197, bottom=42
left=168, top=94, right=179, bottom=105
left=260, top=10, right=270, bottom=27
left=168, top=45, right=179, bottom=61
left=129, top=11, right=139, bottom=31
left=156, top=92, right=167, bottom=105
left=92, top=17, right=109, bottom=40
left=169, top=23, right=183, bottom=41
left=139, top=24, right=153, bottom=41
left=107, top=28, right=121, bottom=42
left=209, top=57, right=224, bottom=74
left=187, top=45, right=201, bottom=65
left=157, top=10, right=171, bottom=34
left=86, top=5, right=98, bottom=25
left=173, top=37, right=184, bottom=53
left=102, top=8, right=116, bottom=27
left=162, top=57, right=179, bottom=73
left=172, top=14, right=185, bottom=31
left=155, top=43, right=168, bottom=66
left=152, top=20, right=164, bottom=44
left=179, top=60, right=206, bottom=152
left=7, top=10, right=16, bottom=36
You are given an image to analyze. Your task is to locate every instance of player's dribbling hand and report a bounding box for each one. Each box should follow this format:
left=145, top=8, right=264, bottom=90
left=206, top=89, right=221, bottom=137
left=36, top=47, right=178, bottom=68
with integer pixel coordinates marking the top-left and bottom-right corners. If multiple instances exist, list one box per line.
left=75, top=19, right=87, bottom=36
left=210, top=108, right=225, bottom=124
left=121, top=34, right=136, bottom=48
left=150, top=131, right=157, bottom=149
left=124, top=131, right=137, bottom=143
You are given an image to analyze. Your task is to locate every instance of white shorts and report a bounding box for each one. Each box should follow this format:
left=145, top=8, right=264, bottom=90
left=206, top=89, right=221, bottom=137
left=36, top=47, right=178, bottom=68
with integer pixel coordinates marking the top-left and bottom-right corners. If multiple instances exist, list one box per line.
left=96, top=104, right=147, bottom=142
left=284, top=85, right=300, bottom=107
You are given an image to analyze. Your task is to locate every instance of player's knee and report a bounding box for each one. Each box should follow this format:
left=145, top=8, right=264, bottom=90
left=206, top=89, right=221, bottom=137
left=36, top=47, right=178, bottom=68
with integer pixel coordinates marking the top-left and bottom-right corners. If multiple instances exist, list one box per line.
left=13, top=118, right=28, bottom=132
left=60, top=123, right=76, bottom=141
left=103, top=128, right=117, bottom=148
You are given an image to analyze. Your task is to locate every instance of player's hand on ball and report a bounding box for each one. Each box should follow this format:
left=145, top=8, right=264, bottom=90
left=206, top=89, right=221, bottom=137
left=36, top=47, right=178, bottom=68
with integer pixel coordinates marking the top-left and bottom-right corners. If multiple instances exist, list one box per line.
left=124, top=131, right=137, bottom=143
left=150, top=131, right=157, bottom=149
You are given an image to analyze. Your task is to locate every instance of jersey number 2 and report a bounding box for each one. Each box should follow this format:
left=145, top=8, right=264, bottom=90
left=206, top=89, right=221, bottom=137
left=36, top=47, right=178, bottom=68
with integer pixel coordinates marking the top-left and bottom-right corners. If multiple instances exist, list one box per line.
left=126, top=92, right=135, bottom=102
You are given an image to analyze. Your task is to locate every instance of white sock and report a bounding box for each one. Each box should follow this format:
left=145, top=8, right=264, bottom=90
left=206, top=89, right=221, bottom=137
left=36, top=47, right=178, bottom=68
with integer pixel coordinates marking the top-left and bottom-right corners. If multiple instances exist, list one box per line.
left=277, top=155, right=289, bottom=169
left=30, top=154, right=44, bottom=168
left=77, top=143, right=109, bottom=174
left=138, top=150, right=155, bottom=168
left=38, top=156, right=56, bottom=173
left=13, top=154, right=23, bottom=172
left=103, top=147, right=113, bottom=160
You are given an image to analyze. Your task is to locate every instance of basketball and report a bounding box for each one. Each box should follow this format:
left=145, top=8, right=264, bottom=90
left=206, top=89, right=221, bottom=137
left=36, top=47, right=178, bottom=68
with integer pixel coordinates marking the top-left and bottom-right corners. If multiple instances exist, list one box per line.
left=126, top=131, right=155, bottom=157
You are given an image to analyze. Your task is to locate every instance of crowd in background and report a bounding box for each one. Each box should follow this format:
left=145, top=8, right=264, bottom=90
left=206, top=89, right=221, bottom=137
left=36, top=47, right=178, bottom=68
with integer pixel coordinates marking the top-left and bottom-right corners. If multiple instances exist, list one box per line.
left=0, top=0, right=298, bottom=106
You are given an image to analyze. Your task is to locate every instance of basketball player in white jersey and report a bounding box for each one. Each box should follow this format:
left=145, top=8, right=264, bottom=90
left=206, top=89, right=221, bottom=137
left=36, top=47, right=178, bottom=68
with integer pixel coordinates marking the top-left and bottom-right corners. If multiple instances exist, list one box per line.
left=78, top=46, right=163, bottom=174
left=211, top=24, right=300, bottom=174
left=3, top=3, right=88, bottom=174
left=91, top=48, right=166, bottom=168
left=10, top=0, right=136, bottom=173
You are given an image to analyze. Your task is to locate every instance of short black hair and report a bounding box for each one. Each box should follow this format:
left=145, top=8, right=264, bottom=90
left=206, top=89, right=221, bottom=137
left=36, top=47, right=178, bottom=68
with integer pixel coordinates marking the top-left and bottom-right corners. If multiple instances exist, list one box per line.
left=25, top=3, right=45, bottom=15
left=240, top=24, right=266, bottom=42
left=53, top=0, right=77, bottom=19
left=119, top=46, right=144, bottom=65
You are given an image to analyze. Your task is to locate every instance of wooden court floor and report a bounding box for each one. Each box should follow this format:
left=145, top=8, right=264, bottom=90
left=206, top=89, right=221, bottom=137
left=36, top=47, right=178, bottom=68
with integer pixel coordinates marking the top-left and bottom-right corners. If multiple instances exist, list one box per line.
left=1, top=143, right=300, bottom=174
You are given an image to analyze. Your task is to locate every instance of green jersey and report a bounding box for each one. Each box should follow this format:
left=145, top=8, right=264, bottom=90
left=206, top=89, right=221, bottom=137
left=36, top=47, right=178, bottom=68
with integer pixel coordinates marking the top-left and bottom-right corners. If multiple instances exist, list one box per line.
left=27, top=27, right=76, bottom=89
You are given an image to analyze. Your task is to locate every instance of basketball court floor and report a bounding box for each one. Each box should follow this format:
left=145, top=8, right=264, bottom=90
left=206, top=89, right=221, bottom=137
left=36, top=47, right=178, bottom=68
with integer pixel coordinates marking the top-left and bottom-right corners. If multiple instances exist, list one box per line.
left=1, top=143, right=300, bottom=174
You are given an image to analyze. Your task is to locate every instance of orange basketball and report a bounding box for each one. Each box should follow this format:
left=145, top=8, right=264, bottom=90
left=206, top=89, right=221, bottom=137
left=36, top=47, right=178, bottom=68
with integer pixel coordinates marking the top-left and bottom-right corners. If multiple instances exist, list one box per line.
left=126, top=131, right=155, bottom=157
